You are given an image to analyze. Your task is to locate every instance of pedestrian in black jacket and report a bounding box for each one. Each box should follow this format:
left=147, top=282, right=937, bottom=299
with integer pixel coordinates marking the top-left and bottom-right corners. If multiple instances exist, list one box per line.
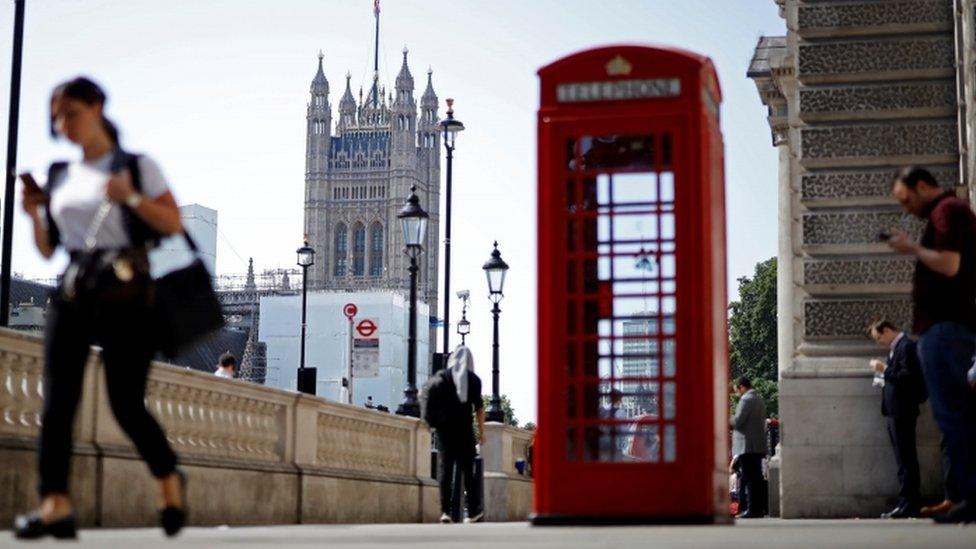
left=868, top=320, right=926, bottom=519
left=424, top=345, right=485, bottom=523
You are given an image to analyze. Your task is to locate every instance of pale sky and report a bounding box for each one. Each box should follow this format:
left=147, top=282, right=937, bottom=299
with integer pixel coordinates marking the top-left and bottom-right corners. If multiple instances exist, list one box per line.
left=0, top=0, right=785, bottom=423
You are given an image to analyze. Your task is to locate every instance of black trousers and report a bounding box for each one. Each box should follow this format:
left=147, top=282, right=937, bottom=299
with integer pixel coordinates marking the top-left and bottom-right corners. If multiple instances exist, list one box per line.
left=38, top=293, right=178, bottom=496
left=438, top=445, right=481, bottom=517
left=737, top=453, right=766, bottom=516
left=886, top=415, right=921, bottom=506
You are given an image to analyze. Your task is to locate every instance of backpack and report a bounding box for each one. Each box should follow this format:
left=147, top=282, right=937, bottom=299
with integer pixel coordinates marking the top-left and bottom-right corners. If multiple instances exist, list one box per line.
left=45, top=150, right=163, bottom=250
left=420, top=370, right=453, bottom=430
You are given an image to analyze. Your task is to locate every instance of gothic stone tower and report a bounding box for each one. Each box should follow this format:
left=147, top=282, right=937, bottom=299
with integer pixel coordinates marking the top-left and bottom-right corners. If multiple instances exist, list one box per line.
left=303, top=49, right=441, bottom=316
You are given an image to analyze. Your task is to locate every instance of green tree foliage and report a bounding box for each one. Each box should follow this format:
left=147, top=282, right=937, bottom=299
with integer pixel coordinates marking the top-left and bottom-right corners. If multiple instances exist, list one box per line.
left=522, top=421, right=536, bottom=431
left=482, top=394, right=519, bottom=427
left=728, top=257, right=779, bottom=416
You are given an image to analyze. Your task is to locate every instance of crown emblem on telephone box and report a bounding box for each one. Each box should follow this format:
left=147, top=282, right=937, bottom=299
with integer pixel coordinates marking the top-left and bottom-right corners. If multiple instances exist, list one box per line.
left=605, top=55, right=633, bottom=76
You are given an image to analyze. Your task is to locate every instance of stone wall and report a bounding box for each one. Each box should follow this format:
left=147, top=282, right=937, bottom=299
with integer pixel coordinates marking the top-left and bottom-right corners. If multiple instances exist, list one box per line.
left=0, top=329, right=532, bottom=527
left=751, top=0, right=964, bottom=518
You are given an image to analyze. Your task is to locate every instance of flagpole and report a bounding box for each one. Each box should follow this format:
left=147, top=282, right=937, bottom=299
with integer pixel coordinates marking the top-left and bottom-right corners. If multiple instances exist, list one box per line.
left=372, top=0, right=380, bottom=107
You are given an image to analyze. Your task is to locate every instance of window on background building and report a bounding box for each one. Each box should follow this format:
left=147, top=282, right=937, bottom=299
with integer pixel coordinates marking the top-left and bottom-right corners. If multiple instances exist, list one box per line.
left=334, top=224, right=348, bottom=277
left=370, top=223, right=383, bottom=277
left=353, top=224, right=366, bottom=276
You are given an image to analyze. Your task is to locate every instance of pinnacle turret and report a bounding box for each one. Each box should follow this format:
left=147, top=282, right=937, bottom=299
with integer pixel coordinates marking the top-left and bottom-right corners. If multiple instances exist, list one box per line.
left=245, top=258, right=256, bottom=291
left=311, top=51, right=329, bottom=93
left=339, top=73, right=356, bottom=114
left=421, top=67, right=437, bottom=109
left=395, top=46, right=414, bottom=92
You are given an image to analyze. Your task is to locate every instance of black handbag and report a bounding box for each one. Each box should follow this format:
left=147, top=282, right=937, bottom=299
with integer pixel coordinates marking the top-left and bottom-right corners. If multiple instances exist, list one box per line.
left=154, top=232, right=225, bottom=358
left=54, top=150, right=223, bottom=356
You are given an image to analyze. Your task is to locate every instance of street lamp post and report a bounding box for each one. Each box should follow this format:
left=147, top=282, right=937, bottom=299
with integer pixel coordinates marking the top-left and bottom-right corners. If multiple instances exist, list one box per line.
left=296, top=240, right=316, bottom=395
left=438, top=98, right=464, bottom=357
left=1, top=0, right=27, bottom=327
left=396, top=186, right=429, bottom=417
left=457, top=290, right=471, bottom=345
left=483, top=242, right=509, bottom=424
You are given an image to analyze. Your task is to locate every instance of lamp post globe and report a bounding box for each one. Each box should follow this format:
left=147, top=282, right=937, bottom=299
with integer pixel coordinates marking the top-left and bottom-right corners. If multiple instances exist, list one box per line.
left=483, top=241, right=509, bottom=301
left=483, top=242, right=509, bottom=423
left=398, top=185, right=429, bottom=255
left=438, top=98, right=464, bottom=357
left=396, top=186, right=428, bottom=417
left=296, top=240, right=316, bottom=395
left=439, top=97, right=465, bottom=149
left=296, top=241, right=315, bottom=267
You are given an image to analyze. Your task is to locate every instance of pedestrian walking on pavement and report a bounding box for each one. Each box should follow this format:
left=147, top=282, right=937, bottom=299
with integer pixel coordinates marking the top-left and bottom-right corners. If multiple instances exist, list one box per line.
left=731, top=376, right=767, bottom=518
left=421, top=345, right=485, bottom=523
left=14, top=77, right=186, bottom=539
left=214, top=351, right=236, bottom=379
left=867, top=320, right=926, bottom=518
left=886, top=166, right=976, bottom=524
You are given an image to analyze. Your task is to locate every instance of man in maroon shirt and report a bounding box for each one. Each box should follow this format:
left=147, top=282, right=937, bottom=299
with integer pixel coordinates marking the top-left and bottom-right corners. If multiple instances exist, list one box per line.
left=886, top=166, right=976, bottom=523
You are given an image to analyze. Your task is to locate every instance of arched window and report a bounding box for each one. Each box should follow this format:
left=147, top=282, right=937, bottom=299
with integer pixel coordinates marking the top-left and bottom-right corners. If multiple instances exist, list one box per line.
left=369, top=223, right=383, bottom=277
left=334, top=224, right=348, bottom=277
left=353, top=223, right=366, bottom=276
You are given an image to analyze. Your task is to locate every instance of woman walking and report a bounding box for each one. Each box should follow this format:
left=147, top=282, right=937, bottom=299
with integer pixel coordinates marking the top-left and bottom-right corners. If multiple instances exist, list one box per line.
left=14, top=77, right=186, bottom=539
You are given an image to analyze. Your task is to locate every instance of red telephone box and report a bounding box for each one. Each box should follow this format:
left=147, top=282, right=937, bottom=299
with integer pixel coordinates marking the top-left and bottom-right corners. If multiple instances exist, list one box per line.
left=534, top=45, right=728, bottom=524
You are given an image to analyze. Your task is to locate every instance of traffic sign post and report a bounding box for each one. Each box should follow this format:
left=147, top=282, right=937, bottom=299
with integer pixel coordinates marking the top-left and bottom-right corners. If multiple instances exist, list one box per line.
left=343, top=303, right=357, bottom=404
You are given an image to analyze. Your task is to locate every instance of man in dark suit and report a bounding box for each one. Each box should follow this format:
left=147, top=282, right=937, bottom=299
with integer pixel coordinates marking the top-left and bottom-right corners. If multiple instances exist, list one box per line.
left=868, top=319, right=926, bottom=519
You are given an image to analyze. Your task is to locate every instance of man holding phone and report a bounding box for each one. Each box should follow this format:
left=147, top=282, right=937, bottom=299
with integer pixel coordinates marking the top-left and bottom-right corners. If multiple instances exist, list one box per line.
left=885, top=166, right=976, bottom=524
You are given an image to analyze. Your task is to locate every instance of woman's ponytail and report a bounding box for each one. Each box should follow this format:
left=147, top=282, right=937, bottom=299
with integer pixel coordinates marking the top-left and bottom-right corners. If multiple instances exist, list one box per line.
left=101, top=115, right=120, bottom=146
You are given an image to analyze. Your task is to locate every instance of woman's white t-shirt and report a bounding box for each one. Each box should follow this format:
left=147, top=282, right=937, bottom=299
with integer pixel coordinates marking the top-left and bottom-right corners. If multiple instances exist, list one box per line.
left=47, top=153, right=170, bottom=251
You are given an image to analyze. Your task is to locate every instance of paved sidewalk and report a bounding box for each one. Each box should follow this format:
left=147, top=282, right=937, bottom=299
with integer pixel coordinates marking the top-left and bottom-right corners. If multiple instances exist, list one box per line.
left=1, top=519, right=974, bottom=548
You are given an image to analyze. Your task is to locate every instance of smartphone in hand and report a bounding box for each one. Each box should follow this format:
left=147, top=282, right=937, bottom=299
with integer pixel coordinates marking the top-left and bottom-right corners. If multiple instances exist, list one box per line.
left=19, top=172, right=44, bottom=195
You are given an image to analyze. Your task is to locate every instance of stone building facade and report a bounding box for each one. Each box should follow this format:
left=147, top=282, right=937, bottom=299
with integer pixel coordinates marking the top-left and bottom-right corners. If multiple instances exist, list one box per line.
left=303, top=50, right=441, bottom=320
left=750, top=0, right=976, bottom=518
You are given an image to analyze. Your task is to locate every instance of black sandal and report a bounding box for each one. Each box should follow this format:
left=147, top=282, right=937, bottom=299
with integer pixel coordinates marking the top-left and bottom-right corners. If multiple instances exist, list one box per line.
left=159, top=469, right=188, bottom=537
left=13, top=511, right=78, bottom=540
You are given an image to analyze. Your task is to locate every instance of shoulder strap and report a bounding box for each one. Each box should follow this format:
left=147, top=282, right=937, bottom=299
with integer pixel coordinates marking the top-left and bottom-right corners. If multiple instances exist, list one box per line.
left=43, top=161, right=70, bottom=249
left=111, top=149, right=163, bottom=249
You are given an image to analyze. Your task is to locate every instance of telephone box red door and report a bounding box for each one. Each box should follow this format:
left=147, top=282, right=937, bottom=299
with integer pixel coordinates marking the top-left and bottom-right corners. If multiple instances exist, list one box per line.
left=534, top=45, right=728, bottom=524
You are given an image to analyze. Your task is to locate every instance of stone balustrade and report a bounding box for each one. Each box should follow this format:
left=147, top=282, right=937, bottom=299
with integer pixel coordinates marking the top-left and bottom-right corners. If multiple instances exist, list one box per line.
left=0, top=328, right=532, bottom=527
left=481, top=423, right=534, bottom=521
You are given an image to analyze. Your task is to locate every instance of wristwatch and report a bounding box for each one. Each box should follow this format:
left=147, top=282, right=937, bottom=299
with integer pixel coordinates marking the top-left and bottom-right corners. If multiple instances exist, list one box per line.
left=125, top=193, right=143, bottom=209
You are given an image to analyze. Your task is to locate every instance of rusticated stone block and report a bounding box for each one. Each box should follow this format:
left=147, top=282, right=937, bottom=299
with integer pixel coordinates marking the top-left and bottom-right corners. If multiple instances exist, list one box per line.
left=799, top=81, right=955, bottom=115
left=801, top=166, right=958, bottom=201
left=803, top=258, right=915, bottom=286
left=804, top=298, right=912, bottom=339
left=798, top=37, right=953, bottom=76
left=802, top=211, right=924, bottom=246
left=800, top=122, right=957, bottom=160
left=797, top=1, right=952, bottom=31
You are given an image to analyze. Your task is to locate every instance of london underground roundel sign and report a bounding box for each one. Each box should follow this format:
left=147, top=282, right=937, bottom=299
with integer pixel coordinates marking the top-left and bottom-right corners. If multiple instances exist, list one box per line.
left=356, top=319, right=378, bottom=337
